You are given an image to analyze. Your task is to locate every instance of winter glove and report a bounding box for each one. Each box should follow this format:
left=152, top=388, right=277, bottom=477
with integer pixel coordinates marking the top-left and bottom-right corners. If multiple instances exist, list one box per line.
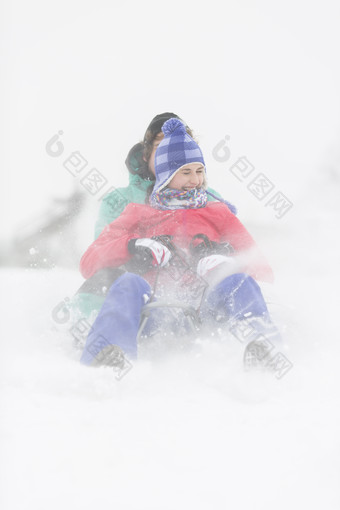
left=127, top=237, right=172, bottom=274
left=134, top=238, right=171, bottom=266
left=196, top=254, right=236, bottom=278
left=189, top=233, right=234, bottom=261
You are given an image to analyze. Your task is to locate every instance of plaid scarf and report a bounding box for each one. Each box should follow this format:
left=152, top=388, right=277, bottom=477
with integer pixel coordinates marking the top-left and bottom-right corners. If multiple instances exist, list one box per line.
left=150, top=187, right=208, bottom=210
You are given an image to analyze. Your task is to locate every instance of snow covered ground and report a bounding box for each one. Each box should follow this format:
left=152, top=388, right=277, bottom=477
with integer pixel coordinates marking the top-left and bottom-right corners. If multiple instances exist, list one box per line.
left=1, top=182, right=340, bottom=509
left=2, top=0, right=340, bottom=508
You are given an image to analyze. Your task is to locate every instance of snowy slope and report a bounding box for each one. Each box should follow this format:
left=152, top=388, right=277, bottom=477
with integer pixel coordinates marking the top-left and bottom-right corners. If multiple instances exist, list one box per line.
left=1, top=186, right=340, bottom=510
left=2, top=0, right=340, bottom=508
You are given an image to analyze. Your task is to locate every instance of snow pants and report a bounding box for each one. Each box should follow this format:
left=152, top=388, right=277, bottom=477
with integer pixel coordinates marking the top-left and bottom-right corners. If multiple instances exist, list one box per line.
left=80, top=272, right=270, bottom=365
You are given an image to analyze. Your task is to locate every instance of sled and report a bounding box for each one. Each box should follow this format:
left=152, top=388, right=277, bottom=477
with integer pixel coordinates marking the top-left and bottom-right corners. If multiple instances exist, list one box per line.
left=136, top=299, right=201, bottom=345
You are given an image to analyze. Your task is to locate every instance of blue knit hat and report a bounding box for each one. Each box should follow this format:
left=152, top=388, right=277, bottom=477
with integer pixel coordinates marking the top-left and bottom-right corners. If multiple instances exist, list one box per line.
left=153, top=118, right=206, bottom=193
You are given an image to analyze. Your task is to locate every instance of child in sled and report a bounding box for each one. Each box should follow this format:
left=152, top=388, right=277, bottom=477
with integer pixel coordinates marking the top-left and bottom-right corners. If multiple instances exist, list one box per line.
left=72, top=112, right=234, bottom=325
left=79, top=118, right=281, bottom=368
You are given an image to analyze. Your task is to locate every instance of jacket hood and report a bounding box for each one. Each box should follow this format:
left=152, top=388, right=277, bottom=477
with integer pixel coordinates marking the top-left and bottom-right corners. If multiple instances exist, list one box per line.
left=128, top=172, right=154, bottom=188
left=125, top=142, right=143, bottom=174
left=125, top=142, right=155, bottom=184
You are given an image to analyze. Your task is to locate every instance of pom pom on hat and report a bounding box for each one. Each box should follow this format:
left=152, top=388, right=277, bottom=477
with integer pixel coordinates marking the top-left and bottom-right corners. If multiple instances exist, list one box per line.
left=162, top=118, right=187, bottom=136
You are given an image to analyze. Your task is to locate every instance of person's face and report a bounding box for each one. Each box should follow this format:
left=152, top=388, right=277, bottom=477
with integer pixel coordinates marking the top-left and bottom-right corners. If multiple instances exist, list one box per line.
left=168, top=163, right=205, bottom=191
left=146, top=132, right=164, bottom=176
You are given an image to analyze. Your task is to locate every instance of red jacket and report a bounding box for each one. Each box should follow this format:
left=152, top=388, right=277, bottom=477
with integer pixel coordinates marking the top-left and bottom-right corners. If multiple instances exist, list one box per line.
left=80, top=202, right=274, bottom=283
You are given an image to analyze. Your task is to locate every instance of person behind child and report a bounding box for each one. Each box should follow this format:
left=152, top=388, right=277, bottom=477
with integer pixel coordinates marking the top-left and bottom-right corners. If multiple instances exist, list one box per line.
left=95, top=112, right=234, bottom=238
left=79, top=118, right=281, bottom=368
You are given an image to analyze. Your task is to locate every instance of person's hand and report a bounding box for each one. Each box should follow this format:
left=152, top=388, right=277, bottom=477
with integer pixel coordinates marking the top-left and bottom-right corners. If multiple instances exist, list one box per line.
left=196, top=254, right=235, bottom=278
left=134, top=238, right=171, bottom=266
left=190, top=234, right=234, bottom=261
left=127, top=238, right=172, bottom=273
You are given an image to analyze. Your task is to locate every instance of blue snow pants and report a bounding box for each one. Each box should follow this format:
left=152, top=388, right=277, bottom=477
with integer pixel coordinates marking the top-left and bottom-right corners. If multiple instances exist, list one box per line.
left=80, top=272, right=269, bottom=365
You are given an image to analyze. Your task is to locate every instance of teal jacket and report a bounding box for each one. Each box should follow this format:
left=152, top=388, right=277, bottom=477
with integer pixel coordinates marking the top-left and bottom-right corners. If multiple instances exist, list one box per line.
left=95, top=173, right=224, bottom=239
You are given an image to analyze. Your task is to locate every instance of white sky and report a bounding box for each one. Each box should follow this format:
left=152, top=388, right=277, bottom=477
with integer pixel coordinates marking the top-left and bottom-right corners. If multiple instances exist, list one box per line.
left=1, top=0, right=340, bottom=240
